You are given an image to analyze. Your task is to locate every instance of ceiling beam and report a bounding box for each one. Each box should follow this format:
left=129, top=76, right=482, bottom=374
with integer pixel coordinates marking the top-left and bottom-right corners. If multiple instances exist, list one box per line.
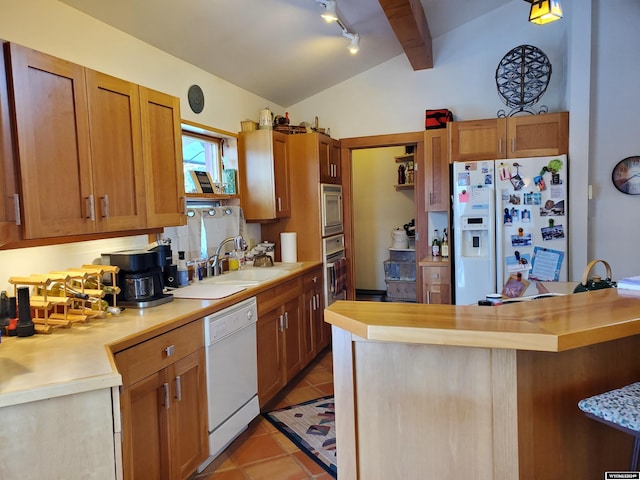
left=378, top=0, right=433, bottom=70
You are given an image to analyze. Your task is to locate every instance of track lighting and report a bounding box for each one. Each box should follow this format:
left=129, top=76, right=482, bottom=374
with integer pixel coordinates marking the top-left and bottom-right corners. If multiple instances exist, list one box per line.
left=528, top=0, right=563, bottom=25
left=313, top=0, right=360, bottom=54
left=318, top=0, right=338, bottom=22
left=343, top=32, right=360, bottom=54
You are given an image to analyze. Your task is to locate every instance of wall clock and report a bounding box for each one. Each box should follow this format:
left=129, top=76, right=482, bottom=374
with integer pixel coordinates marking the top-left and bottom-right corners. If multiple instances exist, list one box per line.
left=188, top=84, right=204, bottom=114
left=612, top=156, right=640, bottom=195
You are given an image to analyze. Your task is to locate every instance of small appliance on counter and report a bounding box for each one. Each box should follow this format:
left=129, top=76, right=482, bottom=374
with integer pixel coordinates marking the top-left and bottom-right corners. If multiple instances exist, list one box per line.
left=102, top=249, right=173, bottom=308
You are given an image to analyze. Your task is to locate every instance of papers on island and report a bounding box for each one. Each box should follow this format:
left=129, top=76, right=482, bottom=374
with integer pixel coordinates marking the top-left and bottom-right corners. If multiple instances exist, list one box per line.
left=617, top=276, right=640, bottom=291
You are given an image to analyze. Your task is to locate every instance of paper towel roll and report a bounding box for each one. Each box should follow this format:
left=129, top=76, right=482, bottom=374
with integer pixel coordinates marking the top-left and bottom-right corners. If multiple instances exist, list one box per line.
left=280, top=232, right=297, bottom=263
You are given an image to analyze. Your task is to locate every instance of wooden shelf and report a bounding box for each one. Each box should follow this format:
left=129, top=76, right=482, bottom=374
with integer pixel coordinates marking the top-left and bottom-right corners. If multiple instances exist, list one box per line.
left=394, top=154, right=414, bottom=162
left=185, top=192, right=237, bottom=200
left=394, top=183, right=414, bottom=190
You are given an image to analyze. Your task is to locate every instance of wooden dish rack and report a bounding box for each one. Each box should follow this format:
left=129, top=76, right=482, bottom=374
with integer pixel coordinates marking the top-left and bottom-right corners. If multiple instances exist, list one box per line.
left=8, top=265, right=120, bottom=334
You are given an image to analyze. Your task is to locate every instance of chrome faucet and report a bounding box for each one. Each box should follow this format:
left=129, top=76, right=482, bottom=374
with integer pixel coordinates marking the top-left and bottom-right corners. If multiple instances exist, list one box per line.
left=208, top=235, right=246, bottom=276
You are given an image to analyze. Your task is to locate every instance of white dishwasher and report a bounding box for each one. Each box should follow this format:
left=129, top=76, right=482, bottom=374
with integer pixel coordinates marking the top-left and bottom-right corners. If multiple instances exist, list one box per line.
left=198, top=296, right=260, bottom=472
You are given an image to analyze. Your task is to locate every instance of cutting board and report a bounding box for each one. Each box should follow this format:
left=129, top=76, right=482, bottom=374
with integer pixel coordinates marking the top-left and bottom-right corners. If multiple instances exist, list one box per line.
left=169, top=284, right=246, bottom=300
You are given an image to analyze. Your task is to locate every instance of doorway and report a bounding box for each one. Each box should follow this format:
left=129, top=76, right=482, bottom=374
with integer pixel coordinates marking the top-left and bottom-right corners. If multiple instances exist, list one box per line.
left=340, top=132, right=425, bottom=302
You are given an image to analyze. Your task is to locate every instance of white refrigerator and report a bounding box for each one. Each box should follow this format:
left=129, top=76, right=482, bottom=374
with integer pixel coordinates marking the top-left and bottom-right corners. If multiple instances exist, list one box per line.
left=452, top=155, right=568, bottom=305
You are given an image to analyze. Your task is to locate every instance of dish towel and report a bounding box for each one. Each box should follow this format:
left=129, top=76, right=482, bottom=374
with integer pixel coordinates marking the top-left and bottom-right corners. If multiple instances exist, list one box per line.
left=163, top=209, right=203, bottom=261
left=332, top=258, right=347, bottom=298
left=202, top=206, right=247, bottom=258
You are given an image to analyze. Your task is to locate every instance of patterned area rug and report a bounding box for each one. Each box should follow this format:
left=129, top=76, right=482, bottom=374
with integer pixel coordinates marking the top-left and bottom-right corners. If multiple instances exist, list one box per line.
left=264, top=395, right=337, bottom=478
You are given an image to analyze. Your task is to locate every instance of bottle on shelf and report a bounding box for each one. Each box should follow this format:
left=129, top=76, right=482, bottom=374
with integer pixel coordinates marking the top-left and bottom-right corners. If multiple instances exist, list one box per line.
left=431, top=229, right=440, bottom=257
left=398, top=164, right=406, bottom=185
left=441, top=228, right=449, bottom=258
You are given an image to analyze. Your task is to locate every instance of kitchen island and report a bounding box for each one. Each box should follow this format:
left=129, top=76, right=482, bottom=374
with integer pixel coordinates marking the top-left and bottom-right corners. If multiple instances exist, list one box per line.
left=325, top=288, right=640, bottom=480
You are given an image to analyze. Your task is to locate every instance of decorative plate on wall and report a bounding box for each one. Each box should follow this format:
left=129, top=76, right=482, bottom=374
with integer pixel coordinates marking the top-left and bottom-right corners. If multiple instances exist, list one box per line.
left=188, top=84, right=204, bottom=114
left=495, top=44, right=552, bottom=117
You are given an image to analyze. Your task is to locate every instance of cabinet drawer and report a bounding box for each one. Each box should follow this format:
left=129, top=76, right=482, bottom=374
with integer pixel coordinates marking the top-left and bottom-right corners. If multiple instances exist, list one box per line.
left=422, top=266, right=450, bottom=285
left=257, top=277, right=301, bottom=315
left=303, top=269, right=323, bottom=290
left=115, top=319, right=203, bottom=386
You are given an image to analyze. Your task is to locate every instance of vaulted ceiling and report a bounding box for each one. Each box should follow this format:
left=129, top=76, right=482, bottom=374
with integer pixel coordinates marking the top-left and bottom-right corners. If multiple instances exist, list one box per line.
left=58, top=0, right=511, bottom=107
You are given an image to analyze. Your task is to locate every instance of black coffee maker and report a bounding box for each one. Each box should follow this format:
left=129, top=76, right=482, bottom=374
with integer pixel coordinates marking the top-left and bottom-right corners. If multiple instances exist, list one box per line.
left=103, top=249, right=174, bottom=308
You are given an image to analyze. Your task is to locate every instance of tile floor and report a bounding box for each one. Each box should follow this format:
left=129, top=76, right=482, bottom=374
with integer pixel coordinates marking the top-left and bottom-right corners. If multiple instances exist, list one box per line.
left=193, top=349, right=335, bottom=480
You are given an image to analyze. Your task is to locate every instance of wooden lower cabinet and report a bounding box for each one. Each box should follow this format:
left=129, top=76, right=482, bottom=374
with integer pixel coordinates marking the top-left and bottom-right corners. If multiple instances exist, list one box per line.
left=115, top=320, right=208, bottom=480
left=421, top=264, right=451, bottom=304
left=302, top=267, right=327, bottom=365
left=256, top=272, right=332, bottom=408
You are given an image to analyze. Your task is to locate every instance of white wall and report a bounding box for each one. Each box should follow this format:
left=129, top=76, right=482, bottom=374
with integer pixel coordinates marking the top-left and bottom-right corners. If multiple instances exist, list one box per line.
left=352, top=147, right=412, bottom=291
left=589, top=0, right=640, bottom=279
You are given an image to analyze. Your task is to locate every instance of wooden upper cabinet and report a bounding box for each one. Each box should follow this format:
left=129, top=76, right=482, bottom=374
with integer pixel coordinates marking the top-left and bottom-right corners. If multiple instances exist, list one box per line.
left=424, top=129, right=449, bottom=212
left=239, top=130, right=291, bottom=221
left=449, top=118, right=506, bottom=162
left=140, top=87, right=186, bottom=228
left=7, top=43, right=94, bottom=238
left=507, top=112, right=569, bottom=158
left=272, top=132, right=291, bottom=218
left=450, top=112, right=568, bottom=162
left=319, top=135, right=341, bottom=184
left=86, top=71, right=147, bottom=231
left=0, top=43, right=20, bottom=246
left=3, top=42, right=185, bottom=242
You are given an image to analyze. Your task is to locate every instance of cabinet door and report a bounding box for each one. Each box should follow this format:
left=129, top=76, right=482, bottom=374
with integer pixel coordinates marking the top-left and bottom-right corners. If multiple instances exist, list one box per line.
left=449, top=118, right=507, bottom=162
left=169, top=349, right=208, bottom=480
left=86, top=70, right=147, bottom=231
left=313, top=287, right=330, bottom=352
left=421, top=266, right=451, bottom=304
left=302, top=272, right=321, bottom=365
left=140, top=87, right=186, bottom=228
left=283, top=297, right=303, bottom=381
left=424, top=129, right=449, bottom=212
left=256, top=306, right=285, bottom=407
left=320, top=135, right=341, bottom=184
left=120, top=371, right=170, bottom=480
left=240, top=130, right=290, bottom=221
left=7, top=43, right=94, bottom=238
left=273, top=131, right=291, bottom=218
left=0, top=43, right=20, bottom=245
left=507, top=112, right=569, bottom=158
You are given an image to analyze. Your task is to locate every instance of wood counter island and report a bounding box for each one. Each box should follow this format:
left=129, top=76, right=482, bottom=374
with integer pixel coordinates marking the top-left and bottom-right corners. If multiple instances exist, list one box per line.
left=324, top=288, right=640, bottom=480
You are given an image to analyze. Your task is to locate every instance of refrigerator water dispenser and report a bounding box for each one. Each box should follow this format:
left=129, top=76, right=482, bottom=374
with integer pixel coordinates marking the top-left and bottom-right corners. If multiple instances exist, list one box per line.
left=460, top=216, right=490, bottom=257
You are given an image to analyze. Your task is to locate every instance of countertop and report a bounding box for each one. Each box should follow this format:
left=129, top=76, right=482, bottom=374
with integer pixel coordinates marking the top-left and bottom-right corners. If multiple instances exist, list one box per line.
left=325, top=287, right=640, bottom=352
left=0, top=261, right=321, bottom=408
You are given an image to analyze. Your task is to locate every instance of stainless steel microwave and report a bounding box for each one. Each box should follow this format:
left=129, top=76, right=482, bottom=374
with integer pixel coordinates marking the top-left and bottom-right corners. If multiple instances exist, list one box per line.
left=321, top=184, right=343, bottom=237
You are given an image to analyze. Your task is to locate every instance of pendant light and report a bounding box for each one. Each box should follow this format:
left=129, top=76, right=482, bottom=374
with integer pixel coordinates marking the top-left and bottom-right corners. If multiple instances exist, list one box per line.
left=529, top=0, right=563, bottom=25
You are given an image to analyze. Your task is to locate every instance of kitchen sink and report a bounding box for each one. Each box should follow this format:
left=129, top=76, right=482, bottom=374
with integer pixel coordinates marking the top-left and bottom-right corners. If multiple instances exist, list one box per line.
left=201, top=267, right=290, bottom=286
